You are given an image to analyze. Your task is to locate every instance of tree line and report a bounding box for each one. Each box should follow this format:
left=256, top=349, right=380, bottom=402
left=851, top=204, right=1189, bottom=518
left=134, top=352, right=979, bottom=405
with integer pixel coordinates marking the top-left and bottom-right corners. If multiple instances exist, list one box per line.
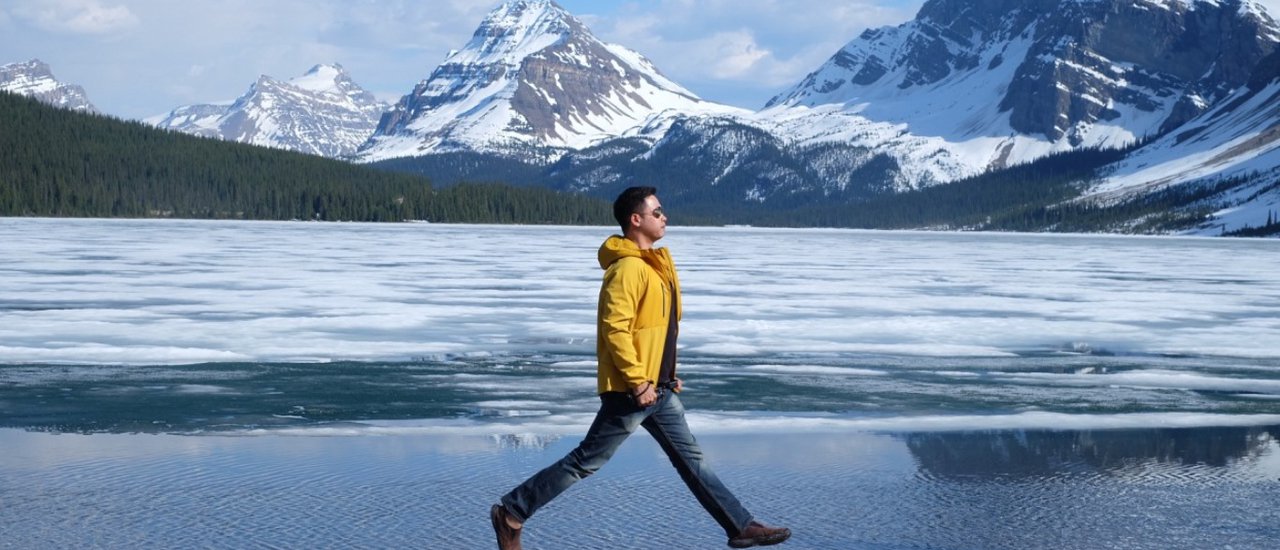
left=0, top=91, right=611, bottom=224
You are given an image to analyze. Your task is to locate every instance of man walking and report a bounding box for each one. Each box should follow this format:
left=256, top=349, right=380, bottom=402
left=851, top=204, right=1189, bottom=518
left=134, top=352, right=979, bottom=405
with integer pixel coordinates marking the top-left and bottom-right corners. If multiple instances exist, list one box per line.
left=490, top=186, right=791, bottom=549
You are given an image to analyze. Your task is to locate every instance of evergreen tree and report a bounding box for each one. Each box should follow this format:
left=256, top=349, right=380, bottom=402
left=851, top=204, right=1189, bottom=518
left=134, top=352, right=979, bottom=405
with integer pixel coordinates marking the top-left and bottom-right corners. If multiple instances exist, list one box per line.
left=0, top=92, right=610, bottom=225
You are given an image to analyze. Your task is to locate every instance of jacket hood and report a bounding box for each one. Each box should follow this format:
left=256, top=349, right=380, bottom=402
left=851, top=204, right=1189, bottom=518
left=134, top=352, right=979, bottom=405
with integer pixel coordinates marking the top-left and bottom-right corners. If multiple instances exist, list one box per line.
left=598, top=235, right=676, bottom=285
left=598, top=235, right=641, bottom=269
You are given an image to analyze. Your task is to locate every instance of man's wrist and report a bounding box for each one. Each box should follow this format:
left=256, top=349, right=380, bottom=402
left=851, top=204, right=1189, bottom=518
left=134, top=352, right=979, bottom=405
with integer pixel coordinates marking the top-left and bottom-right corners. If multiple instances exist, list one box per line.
left=631, top=381, right=652, bottom=396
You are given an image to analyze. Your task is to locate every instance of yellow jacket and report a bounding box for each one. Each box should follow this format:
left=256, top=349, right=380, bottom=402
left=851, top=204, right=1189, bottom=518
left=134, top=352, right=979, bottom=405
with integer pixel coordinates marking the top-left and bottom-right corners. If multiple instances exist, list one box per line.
left=595, top=235, right=682, bottom=394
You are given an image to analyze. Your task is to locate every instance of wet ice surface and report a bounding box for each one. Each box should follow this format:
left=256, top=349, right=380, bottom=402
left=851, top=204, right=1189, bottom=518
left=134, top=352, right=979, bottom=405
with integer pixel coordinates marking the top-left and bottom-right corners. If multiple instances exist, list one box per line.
left=3, top=428, right=1278, bottom=549
left=3, top=219, right=1280, bottom=548
left=4, top=354, right=1280, bottom=436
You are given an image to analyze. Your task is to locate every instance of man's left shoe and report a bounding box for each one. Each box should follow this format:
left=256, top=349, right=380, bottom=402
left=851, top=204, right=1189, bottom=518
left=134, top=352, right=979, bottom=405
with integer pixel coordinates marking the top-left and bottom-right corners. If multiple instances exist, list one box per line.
left=490, top=504, right=523, bottom=550
left=728, top=521, right=791, bottom=548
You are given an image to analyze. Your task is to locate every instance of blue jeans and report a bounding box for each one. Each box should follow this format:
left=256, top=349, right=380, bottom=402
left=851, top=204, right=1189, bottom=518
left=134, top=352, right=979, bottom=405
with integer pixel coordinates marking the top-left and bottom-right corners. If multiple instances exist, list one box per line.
left=500, top=389, right=753, bottom=537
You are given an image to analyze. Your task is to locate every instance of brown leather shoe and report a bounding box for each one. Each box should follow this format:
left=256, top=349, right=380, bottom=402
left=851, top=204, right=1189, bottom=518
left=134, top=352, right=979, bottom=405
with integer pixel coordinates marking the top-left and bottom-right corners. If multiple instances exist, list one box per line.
left=728, top=521, right=791, bottom=548
left=490, top=504, right=522, bottom=550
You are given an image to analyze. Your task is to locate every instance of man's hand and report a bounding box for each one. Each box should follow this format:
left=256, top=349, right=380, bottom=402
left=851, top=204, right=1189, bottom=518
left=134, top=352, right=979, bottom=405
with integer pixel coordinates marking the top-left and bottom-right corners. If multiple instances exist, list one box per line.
left=631, top=381, right=657, bottom=408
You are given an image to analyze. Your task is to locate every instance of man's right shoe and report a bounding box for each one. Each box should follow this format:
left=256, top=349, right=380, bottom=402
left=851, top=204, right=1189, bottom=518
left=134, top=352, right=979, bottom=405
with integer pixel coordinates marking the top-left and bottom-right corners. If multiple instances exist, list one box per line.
left=728, top=521, right=791, bottom=548
left=490, top=504, right=523, bottom=550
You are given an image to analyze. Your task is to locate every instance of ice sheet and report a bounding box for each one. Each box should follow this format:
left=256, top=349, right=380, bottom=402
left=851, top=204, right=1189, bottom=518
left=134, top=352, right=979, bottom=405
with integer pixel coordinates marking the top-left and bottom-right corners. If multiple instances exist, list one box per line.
left=2, top=218, right=1277, bottom=364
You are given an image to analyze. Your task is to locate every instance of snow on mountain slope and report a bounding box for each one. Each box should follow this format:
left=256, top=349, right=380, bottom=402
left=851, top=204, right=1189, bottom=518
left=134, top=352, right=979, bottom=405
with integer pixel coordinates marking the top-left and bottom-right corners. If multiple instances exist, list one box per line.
left=1083, top=50, right=1280, bottom=234
left=355, top=0, right=746, bottom=163
left=144, top=103, right=229, bottom=138
left=763, top=0, right=1279, bottom=187
left=0, top=59, right=97, bottom=113
left=150, top=64, right=388, bottom=158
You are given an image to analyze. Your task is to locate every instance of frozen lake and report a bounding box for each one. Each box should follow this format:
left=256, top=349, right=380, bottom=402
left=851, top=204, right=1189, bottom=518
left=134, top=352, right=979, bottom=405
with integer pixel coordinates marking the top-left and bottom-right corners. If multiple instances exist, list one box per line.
left=2, top=218, right=1279, bottom=548
left=2, top=217, right=1279, bottom=434
left=3, top=218, right=1280, bottom=366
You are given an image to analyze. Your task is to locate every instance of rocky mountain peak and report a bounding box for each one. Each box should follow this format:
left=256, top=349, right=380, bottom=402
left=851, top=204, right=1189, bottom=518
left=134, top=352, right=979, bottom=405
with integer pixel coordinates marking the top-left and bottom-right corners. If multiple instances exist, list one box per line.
left=356, top=0, right=740, bottom=163
left=0, top=58, right=98, bottom=113
left=462, top=0, right=580, bottom=62
left=291, top=63, right=349, bottom=91
left=768, top=0, right=1279, bottom=153
left=150, top=63, right=388, bottom=158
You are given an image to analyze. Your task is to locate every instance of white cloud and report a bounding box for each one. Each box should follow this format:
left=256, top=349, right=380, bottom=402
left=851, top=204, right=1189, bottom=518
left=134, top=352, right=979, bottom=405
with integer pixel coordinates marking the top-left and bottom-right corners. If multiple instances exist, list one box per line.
left=709, top=31, right=771, bottom=79
left=581, top=0, right=923, bottom=106
left=580, top=0, right=1280, bottom=108
left=11, top=0, right=138, bottom=35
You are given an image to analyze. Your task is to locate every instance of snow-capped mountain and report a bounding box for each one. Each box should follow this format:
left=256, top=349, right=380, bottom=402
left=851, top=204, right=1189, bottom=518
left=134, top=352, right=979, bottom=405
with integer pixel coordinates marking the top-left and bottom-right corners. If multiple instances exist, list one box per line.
left=355, top=0, right=746, bottom=163
left=530, top=1, right=1279, bottom=196
left=147, top=103, right=230, bottom=137
left=358, top=0, right=1277, bottom=234
left=761, top=0, right=1280, bottom=188
left=150, top=64, right=388, bottom=158
left=1082, top=48, right=1280, bottom=235
left=1, top=59, right=97, bottom=113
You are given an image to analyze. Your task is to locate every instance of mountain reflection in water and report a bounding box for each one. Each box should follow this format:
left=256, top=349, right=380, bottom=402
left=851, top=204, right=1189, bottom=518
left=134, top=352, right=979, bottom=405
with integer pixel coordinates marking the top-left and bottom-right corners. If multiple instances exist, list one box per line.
left=904, top=425, right=1280, bottom=481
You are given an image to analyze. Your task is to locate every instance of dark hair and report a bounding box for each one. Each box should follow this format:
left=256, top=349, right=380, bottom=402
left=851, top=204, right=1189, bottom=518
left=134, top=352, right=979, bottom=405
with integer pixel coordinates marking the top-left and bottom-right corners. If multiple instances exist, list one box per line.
left=612, top=186, right=657, bottom=232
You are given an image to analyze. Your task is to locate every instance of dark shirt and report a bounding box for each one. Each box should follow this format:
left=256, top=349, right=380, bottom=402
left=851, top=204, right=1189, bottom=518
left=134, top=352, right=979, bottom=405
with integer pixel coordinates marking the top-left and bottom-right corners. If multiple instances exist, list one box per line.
left=659, top=282, right=678, bottom=384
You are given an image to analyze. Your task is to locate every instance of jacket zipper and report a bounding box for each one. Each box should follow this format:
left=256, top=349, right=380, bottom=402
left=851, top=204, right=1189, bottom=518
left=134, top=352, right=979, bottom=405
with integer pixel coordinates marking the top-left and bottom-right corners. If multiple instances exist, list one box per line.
left=661, top=280, right=668, bottom=318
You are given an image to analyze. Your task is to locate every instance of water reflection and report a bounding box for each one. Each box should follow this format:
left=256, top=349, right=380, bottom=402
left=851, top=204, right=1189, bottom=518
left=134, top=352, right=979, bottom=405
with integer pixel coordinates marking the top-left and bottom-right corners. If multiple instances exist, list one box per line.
left=904, top=425, right=1280, bottom=480
left=492, top=433, right=562, bottom=449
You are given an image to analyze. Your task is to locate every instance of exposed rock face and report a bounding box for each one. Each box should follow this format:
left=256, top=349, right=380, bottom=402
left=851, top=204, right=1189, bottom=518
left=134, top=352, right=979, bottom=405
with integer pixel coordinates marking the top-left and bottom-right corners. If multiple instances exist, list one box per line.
left=512, top=37, right=660, bottom=141
left=1247, top=48, right=1280, bottom=90
left=0, top=59, right=98, bottom=113
left=1082, top=44, right=1280, bottom=234
left=149, top=64, right=388, bottom=158
left=770, top=0, right=1279, bottom=147
left=1002, top=0, right=1279, bottom=143
left=356, top=0, right=742, bottom=163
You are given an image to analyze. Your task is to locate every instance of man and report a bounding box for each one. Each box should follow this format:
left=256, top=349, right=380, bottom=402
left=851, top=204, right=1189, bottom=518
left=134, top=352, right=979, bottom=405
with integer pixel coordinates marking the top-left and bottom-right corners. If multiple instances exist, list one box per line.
left=490, top=187, right=791, bottom=549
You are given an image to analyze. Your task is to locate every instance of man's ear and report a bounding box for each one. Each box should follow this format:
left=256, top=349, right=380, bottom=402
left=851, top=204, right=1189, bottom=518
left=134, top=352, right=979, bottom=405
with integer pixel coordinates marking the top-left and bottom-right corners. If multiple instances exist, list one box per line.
left=629, top=212, right=642, bottom=230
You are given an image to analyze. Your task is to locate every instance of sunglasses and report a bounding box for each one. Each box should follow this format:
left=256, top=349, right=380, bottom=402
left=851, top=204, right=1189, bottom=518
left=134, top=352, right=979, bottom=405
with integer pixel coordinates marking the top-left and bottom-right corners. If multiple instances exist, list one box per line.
left=638, top=207, right=666, bottom=219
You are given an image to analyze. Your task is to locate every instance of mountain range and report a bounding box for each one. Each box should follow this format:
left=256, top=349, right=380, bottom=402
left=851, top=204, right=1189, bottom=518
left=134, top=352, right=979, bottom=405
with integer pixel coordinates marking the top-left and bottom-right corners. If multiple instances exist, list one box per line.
left=8, top=0, right=1280, bottom=235
left=0, top=59, right=98, bottom=114
left=762, top=0, right=1280, bottom=181
left=358, top=0, right=1280, bottom=234
left=357, top=0, right=746, bottom=163
left=147, top=64, right=389, bottom=158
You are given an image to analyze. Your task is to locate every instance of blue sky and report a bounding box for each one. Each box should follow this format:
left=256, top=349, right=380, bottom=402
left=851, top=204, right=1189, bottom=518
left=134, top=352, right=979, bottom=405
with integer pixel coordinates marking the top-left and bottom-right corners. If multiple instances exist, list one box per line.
left=0, top=0, right=926, bottom=119
left=3, top=0, right=1277, bottom=120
